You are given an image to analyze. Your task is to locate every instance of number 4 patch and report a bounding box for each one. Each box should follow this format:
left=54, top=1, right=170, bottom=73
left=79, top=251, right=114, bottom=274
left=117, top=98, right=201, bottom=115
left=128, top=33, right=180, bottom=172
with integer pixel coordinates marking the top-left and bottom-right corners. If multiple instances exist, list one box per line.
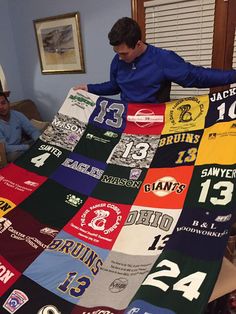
left=31, top=153, right=51, bottom=167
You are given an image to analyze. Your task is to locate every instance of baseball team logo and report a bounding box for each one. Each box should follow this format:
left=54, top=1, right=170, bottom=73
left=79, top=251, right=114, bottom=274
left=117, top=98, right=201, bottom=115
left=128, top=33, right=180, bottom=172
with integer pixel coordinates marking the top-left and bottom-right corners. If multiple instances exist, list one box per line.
left=109, top=277, right=128, bottom=293
left=64, top=198, right=131, bottom=249
left=163, top=95, right=209, bottom=134
left=88, top=209, right=110, bottom=231
left=24, top=180, right=39, bottom=187
left=129, top=168, right=142, bottom=180
left=3, top=289, right=29, bottom=313
left=40, top=227, right=58, bottom=238
left=104, top=131, right=119, bottom=138
left=144, top=176, right=186, bottom=196
left=127, top=308, right=140, bottom=314
left=170, top=97, right=205, bottom=125
left=80, top=203, right=122, bottom=235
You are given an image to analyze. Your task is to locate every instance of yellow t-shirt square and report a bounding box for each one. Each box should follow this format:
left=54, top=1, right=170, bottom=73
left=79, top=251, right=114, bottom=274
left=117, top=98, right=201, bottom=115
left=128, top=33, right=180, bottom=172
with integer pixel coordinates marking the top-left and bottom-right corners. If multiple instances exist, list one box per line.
left=163, top=95, right=209, bottom=134
left=196, top=120, right=236, bottom=165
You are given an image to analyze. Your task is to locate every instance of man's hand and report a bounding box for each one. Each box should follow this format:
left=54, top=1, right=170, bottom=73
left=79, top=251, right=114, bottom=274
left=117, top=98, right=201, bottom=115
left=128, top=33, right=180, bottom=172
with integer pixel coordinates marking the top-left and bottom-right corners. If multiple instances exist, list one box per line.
left=73, top=84, right=88, bottom=91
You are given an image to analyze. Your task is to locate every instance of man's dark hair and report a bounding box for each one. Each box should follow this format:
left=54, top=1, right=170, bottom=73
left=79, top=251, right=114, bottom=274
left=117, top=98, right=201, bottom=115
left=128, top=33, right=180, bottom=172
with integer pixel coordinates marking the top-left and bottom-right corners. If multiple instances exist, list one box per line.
left=108, top=17, right=142, bottom=49
left=0, top=91, right=9, bottom=103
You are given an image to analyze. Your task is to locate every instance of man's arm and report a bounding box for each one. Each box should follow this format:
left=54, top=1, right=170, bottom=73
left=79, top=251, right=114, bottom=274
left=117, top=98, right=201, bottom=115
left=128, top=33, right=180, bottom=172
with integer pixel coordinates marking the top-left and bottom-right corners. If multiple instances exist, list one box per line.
left=74, top=56, right=121, bottom=96
left=162, top=50, right=236, bottom=88
left=87, top=81, right=121, bottom=96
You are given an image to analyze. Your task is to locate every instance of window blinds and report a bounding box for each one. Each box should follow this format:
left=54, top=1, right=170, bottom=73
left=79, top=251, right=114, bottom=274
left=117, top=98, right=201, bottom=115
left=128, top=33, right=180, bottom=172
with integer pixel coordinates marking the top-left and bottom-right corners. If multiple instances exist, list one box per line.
left=144, top=0, right=215, bottom=100
left=231, top=28, right=236, bottom=88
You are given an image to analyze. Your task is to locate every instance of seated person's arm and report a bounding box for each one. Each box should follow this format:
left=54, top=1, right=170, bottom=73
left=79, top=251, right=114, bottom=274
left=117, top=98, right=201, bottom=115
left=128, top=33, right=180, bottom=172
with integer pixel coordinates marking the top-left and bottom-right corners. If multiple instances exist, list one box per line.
left=0, top=131, right=29, bottom=153
left=19, top=112, right=41, bottom=141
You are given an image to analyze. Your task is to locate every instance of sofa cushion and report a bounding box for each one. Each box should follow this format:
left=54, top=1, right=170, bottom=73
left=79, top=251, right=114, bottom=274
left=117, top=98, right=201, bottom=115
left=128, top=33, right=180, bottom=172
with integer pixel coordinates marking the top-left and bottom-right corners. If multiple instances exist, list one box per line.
left=10, top=99, right=42, bottom=121
left=31, top=119, right=49, bottom=132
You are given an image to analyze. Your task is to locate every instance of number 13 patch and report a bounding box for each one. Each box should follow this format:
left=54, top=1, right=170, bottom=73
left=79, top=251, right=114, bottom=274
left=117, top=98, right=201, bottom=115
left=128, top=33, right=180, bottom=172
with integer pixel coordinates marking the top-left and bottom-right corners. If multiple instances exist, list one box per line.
left=184, top=164, right=235, bottom=210
left=89, top=97, right=127, bottom=132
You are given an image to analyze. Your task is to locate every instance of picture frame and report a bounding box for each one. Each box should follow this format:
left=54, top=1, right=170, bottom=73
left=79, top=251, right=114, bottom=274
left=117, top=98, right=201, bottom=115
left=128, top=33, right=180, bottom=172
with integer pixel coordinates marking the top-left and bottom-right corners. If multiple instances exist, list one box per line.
left=34, top=12, right=85, bottom=74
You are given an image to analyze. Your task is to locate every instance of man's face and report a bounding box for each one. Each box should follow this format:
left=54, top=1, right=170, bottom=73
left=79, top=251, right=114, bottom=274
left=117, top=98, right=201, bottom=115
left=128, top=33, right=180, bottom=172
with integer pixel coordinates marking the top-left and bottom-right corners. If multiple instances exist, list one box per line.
left=0, top=95, right=10, bottom=117
left=113, top=42, right=140, bottom=63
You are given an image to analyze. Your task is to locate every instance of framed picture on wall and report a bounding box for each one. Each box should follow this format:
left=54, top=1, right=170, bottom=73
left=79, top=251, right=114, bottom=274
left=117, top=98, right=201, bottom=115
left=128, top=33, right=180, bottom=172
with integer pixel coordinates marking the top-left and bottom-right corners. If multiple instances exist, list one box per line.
left=34, top=12, right=85, bottom=74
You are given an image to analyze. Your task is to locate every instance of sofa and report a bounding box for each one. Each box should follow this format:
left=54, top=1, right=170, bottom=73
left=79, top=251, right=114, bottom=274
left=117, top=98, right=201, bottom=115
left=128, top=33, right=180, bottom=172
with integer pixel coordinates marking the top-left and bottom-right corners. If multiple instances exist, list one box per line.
left=0, top=99, right=49, bottom=167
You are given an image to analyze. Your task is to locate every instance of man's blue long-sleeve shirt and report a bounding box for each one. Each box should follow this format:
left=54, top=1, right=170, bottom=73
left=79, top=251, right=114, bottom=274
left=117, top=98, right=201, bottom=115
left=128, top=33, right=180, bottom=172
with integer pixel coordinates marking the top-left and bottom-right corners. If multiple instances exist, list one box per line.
left=88, top=44, right=236, bottom=103
left=0, top=110, right=40, bottom=153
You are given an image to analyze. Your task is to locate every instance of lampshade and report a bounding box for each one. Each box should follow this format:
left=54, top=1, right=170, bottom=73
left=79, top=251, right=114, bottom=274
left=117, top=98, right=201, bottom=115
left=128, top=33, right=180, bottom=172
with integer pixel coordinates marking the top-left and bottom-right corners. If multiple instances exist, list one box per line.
left=0, top=64, right=9, bottom=93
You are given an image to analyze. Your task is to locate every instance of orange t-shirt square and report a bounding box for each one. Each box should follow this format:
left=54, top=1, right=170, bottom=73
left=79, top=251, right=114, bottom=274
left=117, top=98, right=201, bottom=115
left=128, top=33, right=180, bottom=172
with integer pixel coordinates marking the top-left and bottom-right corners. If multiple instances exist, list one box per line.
left=134, top=166, right=194, bottom=209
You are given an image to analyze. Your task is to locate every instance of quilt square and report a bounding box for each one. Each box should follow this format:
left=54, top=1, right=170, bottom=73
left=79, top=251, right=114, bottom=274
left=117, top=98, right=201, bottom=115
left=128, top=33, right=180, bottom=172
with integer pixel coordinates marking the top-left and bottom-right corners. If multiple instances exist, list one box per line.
left=151, top=130, right=202, bottom=168
left=89, top=97, right=127, bottom=132
left=14, top=139, right=69, bottom=176
left=112, top=205, right=182, bottom=256
left=24, top=230, right=109, bottom=305
left=0, top=164, right=46, bottom=217
left=196, top=121, right=236, bottom=165
left=162, top=95, right=209, bottom=134
left=206, top=88, right=236, bottom=127
left=0, top=275, right=74, bottom=313
left=134, top=166, right=194, bottom=209
left=64, top=197, right=131, bottom=250
left=183, top=165, right=236, bottom=211
left=124, top=103, right=165, bottom=135
left=79, top=251, right=157, bottom=310
left=40, top=112, right=86, bottom=151
left=108, top=133, right=160, bottom=168
left=51, top=152, right=107, bottom=195
left=92, top=165, right=147, bottom=205
left=20, top=179, right=87, bottom=229
left=74, top=124, right=121, bottom=162
left=0, top=208, right=59, bottom=272
left=166, top=203, right=233, bottom=260
left=59, top=89, right=98, bottom=123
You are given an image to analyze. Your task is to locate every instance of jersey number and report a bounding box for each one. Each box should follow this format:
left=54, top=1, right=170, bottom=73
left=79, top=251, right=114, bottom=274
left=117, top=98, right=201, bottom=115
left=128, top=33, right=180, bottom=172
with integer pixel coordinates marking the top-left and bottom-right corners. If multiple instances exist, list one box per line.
left=142, top=259, right=206, bottom=301
left=58, top=272, right=90, bottom=298
left=217, top=101, right=236, bottom=121
left=199, top=179, right=233, bottom=205
left=175, top=147, right=197, bottom=164
left=94, top=100, right=125, bottom=128
left=122, top=141, right=150, bottom=160
left=31, top=153, right=50, bottom=167
left=148, top=234, right=170, bottom=251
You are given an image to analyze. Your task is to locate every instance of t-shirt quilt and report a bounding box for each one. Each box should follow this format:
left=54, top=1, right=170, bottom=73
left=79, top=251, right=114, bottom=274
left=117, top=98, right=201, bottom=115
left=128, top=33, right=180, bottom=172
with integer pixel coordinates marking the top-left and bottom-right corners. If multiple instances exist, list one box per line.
left=0, top=88, right=235, bottom=314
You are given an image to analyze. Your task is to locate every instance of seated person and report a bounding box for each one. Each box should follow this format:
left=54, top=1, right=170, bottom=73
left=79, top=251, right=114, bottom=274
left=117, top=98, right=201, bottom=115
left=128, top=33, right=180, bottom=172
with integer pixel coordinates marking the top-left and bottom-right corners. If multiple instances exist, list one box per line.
left=0, top=91, right=40, bottom=162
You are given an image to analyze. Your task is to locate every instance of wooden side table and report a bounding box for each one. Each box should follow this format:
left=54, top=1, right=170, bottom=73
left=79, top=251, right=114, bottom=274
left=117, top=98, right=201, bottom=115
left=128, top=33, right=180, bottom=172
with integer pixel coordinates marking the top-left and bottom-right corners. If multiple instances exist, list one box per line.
left=0, top=142, right=7, bottom=167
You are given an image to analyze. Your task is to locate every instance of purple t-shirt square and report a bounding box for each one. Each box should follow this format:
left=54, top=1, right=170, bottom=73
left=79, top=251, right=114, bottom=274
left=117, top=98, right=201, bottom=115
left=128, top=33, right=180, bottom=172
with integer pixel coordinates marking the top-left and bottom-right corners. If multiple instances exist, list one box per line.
left=50, top=152, right=107, bottom=195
